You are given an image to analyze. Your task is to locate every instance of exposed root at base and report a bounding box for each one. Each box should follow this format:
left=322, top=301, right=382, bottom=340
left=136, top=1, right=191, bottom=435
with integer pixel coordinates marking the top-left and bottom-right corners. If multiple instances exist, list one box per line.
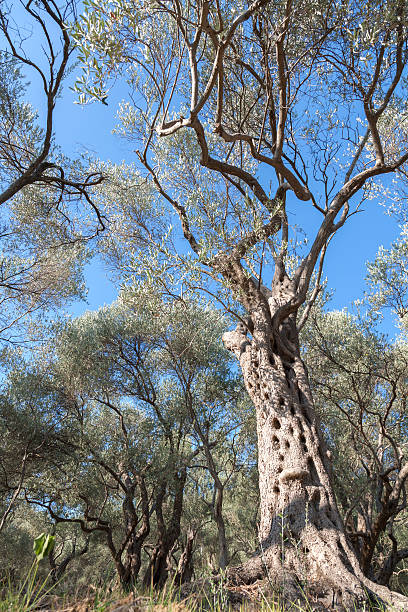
left=226, top=555, right=408, bottom=611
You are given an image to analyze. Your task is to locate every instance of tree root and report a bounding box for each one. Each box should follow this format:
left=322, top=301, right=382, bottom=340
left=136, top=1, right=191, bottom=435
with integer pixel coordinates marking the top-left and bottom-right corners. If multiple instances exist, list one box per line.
left=226, top=547, right=408, bottom=611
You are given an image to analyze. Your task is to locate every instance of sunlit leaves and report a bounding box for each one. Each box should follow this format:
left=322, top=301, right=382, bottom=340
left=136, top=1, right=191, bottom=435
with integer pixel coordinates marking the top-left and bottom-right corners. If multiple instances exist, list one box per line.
left=366, top=224, right=408, bottom=322
left=0, top=54, right=44, bottom=188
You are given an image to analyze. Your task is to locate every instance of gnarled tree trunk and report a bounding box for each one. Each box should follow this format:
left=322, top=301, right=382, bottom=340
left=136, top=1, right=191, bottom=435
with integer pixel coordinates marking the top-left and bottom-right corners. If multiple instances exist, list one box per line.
left=174, top=527, right=196, bottom=585
left=143, top=469, right=187, bottom=588
left=122, top=473, right=150, bottom=588
left=223, top=282, right=408, bottom=610
left=49, top=535, right=90, bottom=584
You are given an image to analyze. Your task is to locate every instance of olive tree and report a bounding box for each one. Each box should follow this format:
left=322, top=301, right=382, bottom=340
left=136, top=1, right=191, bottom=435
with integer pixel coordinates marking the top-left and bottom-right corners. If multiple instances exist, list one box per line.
left=0, top=366, right=80, bottom=536
left=72, top=0, right=408, bottom=607
left=21, top=290, right=247, bottom=588
left=0, top=2, right=107, bottom=527
left=0, top=0, right=104, bottom=207
left=0, top=0, right=109, bottom=347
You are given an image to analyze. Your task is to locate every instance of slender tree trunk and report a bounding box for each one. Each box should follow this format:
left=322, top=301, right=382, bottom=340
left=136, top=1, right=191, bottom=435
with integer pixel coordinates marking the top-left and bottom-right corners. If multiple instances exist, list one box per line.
left=214, top=485, right=228, bottom=571
left=376, top=543, right=408, bottom=587
left=49, top=537, right=90, bottom=584
left=187, top=397, right=229, bottom=570
left=223, top=289, right=408, bottom=610
left=0, top=449, right=28, bottom=535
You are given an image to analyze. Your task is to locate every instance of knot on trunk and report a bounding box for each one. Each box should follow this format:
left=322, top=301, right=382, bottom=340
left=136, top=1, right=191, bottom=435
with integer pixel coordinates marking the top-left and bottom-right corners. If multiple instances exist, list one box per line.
left=279, top=468, right=309, bottom=483
left=222, top=323, right=250, bottom=356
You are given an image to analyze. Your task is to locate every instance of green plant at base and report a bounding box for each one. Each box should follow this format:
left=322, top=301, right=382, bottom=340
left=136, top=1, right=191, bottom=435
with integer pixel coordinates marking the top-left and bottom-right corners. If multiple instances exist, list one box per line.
left=33, top=532, right=55, bottom=561
left=205, top=569, right=229, bottom=611
left=0, top=533, right=56, bottom=611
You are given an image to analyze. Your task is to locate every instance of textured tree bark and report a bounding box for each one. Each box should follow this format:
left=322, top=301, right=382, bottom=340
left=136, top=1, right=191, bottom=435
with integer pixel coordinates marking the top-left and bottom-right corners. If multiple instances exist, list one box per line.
left=222, top=283, right=408, bottom=610
left=174, top=527, right=196, bottom=585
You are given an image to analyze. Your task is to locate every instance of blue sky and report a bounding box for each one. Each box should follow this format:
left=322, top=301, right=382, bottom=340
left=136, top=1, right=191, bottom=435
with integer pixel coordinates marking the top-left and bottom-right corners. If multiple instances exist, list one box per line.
left=66, top=107, right=400, bottom=336
left=14, top=5, right=402, bottom=335
left=56, top=93, right=399, bottom=318
left=53, top=76, right=402, bottom=332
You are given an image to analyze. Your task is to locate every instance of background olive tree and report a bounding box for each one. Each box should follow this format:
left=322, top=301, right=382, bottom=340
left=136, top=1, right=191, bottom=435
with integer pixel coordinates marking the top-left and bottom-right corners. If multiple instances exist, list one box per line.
left=7, top=290, right=253, bottom=589
left=0, top=0, right=109, bottom=535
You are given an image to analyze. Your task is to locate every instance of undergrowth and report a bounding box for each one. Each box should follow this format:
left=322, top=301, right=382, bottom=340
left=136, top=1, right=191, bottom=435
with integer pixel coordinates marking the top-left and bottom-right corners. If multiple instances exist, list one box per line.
left=0, top=552, right=401, bottom=612
left=0, top=575, right=397, bottom=612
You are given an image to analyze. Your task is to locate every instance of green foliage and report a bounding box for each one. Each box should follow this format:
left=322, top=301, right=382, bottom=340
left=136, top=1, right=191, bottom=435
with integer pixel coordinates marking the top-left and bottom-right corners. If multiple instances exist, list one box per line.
left=0, top=287, right=254, bottom=588
left=302, top=305, right=408, bottom=583
left=0, top=534, right=57, bottom=612
left=0, top=75, right=94, bottom=342
left=68, top=0, right=408, bottom=330
left=365, top=224, right=408, bottom=322
left=0, top=53, right=44, bottom=189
